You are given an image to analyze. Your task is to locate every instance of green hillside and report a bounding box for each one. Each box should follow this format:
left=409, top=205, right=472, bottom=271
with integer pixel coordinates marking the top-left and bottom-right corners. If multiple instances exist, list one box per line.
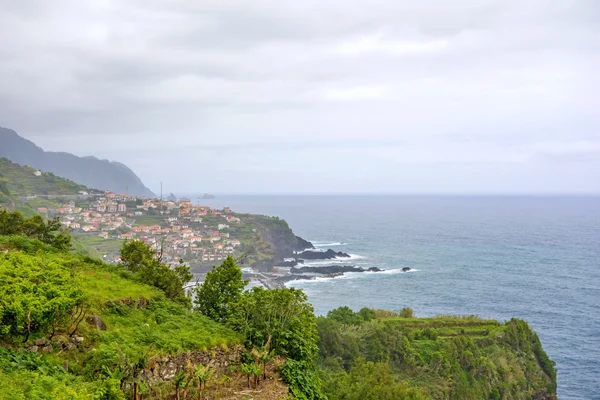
left=317, top=308, right=557, bottom=399
left=0, top=157, right=99, bottom=214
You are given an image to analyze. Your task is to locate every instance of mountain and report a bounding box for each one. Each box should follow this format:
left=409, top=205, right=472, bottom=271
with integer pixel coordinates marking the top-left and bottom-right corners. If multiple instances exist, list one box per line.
left=0, top=127, right=155, bottom=197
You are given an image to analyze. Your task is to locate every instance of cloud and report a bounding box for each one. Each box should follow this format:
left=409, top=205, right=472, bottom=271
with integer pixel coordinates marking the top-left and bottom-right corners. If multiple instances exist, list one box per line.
left=322, top=85, right=390, bottom=102
left=0, top=0, right=598, bottom=193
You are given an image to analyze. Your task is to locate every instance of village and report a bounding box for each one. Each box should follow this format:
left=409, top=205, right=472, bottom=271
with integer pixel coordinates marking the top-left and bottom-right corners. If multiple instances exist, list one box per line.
left=35, top=192, right=252, bottom=270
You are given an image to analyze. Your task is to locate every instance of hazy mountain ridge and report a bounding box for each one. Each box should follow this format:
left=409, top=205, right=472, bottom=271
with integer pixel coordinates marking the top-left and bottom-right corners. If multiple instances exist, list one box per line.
left=0, top=127, right=155, bottom=197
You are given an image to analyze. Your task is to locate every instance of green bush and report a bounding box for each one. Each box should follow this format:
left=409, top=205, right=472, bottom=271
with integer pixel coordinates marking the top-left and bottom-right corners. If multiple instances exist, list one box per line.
left=399, top=307, right=414, bottom=318
left=119, top=240, right=193, bottom=307
left=0, top=251, right=85, bottom=341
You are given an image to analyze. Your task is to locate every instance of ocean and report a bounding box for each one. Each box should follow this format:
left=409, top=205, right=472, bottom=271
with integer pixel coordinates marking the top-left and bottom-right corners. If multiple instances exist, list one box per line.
left=190, top=195, right=600, bottom=399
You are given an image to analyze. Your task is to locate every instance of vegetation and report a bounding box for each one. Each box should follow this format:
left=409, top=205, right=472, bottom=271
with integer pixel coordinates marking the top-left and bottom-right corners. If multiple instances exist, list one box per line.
left=0, top=158, right=92, bottom=198
left=316, top=307, right=557, bottom=400
left=119, top=240, right=193, bottom=308
left=195, top=257, right=325, bottom=399
left=0, top=213, right=241, bottom=399
left=0, top=157, right=99, bottom=215
left=0, top=209, right=71, bottom=251
left=193, top=256, right=247, bottom=322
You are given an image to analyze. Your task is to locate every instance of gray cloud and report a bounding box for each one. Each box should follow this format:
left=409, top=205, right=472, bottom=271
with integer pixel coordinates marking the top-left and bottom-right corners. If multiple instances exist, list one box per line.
left=0, top=0, right=599, bottom=193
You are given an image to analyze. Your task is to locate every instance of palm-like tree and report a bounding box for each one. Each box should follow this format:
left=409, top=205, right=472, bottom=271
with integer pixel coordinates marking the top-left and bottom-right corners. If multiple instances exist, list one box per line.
left=194, top=365, right=212, bottom=400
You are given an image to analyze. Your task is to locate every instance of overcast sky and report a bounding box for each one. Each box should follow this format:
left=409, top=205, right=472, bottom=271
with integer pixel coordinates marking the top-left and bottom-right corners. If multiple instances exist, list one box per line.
left=1, top=0, right=599, bottom=194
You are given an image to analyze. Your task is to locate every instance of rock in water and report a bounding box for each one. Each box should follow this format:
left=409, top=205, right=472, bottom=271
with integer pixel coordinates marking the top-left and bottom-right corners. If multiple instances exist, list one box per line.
left=296, top=249, right=351, bottom=260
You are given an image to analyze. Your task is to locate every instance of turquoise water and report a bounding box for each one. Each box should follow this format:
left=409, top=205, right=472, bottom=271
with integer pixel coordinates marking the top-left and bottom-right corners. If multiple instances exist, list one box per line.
left=194, top=195, right=600, bottom=399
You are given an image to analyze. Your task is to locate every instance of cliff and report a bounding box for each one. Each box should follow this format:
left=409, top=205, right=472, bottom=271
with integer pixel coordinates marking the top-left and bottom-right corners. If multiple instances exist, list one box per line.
left=318, top=308, right=557, bottom=400
left=0, top=127, right=155, bottom=197
left=232, top=213, right=313, bottom=269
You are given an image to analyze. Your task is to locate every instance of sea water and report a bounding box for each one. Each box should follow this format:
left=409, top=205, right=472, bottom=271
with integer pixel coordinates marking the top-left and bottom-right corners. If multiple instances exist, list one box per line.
left=189, top=195, right=600, bottom=399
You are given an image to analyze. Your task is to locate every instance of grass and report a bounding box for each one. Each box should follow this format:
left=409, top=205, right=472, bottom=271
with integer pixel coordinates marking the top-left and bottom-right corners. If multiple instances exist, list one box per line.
left=73, top=234, right=122, bottom=254
left=93, top=299, right=242, bottom=359
left=132, top=214, right=165, bottom=226
left=0, top=158, right=92, bottom=197
left=79, top=268, right=162, bottom=306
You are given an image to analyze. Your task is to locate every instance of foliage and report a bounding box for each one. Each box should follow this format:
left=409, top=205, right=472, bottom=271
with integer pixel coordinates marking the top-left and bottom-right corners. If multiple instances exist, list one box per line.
left=316, top=309, right=558, bottom=400
left=0, top=209, right=72, bottom=250
left=0, top=251, right=85, bottom=341
left=84, top=298, right=240, bottom=377
left=194, top=256, right=248, bottom=323
left=119, top=240, right=193, bottom=307
left=280, top=359, right=325, bottom=400
left=399, top=307, right=414, bottom=318
left=229, top=286, right=319, bottom=364
left=320, top=358, right=428, bottom=400
left=327, top=306, right=375, bottom=325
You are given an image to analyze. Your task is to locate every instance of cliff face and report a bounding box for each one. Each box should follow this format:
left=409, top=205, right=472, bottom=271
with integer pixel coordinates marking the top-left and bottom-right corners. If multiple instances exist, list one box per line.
left=235, top=213, right=314, bottom=269
left=0, top=127, right=155, bottom=197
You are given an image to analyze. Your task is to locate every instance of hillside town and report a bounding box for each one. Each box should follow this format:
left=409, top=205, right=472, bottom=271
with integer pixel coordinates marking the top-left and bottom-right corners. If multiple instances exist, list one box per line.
left=36, top=192, right=248, bottom=268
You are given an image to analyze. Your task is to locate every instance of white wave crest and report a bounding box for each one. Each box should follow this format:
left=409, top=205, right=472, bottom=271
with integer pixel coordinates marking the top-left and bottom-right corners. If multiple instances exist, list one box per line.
left=311, top=241, right=346, bottom=247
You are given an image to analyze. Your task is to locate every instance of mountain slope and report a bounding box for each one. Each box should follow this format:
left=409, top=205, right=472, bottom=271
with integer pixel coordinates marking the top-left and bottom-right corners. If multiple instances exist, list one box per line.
left=0, top=127, right=155, bottom=197
left=0, top=158, right=99, bottom=214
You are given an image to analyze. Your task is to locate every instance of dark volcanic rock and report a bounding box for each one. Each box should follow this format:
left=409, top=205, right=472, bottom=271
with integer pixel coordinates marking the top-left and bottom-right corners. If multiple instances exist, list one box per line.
left=296, top=249, right=350, bottom=260
left=402, top=267, right=411, bottom=272
left=280, top=260, right=298, bottom=267
left=291, top=265, right=383, bottom=274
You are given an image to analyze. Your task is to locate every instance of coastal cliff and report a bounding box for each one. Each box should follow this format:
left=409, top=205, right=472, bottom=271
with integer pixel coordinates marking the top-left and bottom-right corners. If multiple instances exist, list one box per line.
left=233, top=213, right=313, bottom=269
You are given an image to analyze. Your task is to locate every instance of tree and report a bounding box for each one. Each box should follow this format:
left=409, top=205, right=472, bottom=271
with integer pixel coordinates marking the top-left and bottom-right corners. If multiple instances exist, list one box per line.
left=119, top=240, right=193, bottom=308
left=228, top=286, right=319, bottom=364
left=0, top=210, right=71, bottom=251
left=193, top=256, right=247, bottom=323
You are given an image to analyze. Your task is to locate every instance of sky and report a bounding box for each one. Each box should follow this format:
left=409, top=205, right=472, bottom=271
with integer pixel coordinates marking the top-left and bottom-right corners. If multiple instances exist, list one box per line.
left=1, top=0, right=599, bottom=194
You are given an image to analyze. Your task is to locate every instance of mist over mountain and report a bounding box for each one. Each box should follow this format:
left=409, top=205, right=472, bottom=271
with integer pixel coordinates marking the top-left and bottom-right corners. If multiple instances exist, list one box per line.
left=0, top=127, right=155, bottom=197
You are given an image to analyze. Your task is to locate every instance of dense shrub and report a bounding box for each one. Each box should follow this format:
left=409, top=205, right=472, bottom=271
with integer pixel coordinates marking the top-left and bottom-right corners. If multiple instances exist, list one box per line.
left=0, top=251, right=85, bottom=341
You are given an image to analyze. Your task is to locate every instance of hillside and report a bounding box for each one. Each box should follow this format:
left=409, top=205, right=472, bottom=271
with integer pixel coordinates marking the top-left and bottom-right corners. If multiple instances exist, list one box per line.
left=317, top=308, right=557, bottom=399
left=0, top=220, right=288, bottom=400
left=0, top=158, right=100, bottom=214
left=0, top=127, right=155, bottom=197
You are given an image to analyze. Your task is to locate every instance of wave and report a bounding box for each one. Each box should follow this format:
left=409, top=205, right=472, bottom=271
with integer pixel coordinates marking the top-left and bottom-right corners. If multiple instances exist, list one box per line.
left=310, top=241, right=346, bottom=247
left=284, top=268, right=420, bottom=286
left=299, top=259, right=369, bottom=267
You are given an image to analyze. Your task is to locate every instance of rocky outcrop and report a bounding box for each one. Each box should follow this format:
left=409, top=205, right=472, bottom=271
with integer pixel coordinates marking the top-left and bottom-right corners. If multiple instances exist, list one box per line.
left=86, top=314, right=107, bottom=331
left=296, top=249, right=350, bottom=260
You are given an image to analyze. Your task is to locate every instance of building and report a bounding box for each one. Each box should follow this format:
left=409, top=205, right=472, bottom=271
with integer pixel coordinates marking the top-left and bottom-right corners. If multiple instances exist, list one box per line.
left=33, top=170, right=42, bottom=176
left=118, top=203, right=127, bottom=213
